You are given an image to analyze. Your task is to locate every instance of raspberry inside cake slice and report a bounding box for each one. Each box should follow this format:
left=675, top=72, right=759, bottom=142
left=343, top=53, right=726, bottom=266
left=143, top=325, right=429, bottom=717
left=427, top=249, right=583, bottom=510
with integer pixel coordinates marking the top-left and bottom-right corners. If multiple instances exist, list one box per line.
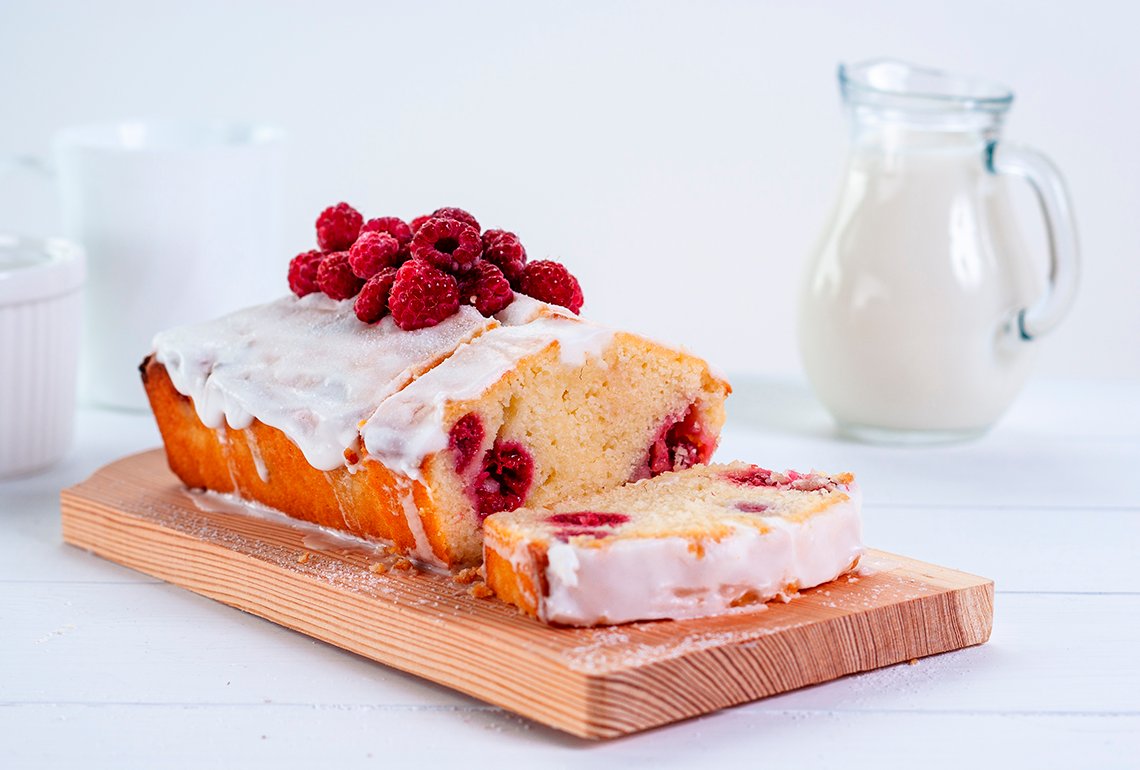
left=482, top=462, right=863, bottom=626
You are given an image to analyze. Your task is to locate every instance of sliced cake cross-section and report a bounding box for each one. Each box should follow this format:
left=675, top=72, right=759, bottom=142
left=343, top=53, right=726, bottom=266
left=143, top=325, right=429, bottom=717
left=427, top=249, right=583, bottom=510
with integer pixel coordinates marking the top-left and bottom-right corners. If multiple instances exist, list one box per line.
left=482, top=462, right=863, bottom=626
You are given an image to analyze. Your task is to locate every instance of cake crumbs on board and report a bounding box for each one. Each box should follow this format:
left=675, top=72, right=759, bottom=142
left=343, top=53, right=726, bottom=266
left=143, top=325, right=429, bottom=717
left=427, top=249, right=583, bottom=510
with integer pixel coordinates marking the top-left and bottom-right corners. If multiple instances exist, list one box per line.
left=452, top=566, right=483, bottom=584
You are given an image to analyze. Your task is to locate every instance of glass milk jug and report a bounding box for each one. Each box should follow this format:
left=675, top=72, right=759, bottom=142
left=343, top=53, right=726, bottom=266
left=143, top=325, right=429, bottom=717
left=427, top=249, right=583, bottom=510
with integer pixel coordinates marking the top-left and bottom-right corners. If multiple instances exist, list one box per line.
left=798, top=60, right=1079, bottom=442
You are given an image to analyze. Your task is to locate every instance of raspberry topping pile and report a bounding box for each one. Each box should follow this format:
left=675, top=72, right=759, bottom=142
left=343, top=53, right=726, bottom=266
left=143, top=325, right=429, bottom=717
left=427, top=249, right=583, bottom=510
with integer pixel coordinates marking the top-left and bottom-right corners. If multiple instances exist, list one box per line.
left=287, top=202, right=587, bottom=325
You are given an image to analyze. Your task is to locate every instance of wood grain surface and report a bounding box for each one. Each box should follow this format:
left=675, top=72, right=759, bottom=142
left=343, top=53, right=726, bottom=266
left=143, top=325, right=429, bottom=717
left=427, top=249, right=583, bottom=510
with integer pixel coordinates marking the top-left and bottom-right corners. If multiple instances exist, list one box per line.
left=59, top=449, right=994, bottom=739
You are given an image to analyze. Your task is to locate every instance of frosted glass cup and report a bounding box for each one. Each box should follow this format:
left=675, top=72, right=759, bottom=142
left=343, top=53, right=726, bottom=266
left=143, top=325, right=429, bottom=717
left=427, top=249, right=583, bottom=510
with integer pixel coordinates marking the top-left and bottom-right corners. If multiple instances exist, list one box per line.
left=55, top=121, right=285, bottom=410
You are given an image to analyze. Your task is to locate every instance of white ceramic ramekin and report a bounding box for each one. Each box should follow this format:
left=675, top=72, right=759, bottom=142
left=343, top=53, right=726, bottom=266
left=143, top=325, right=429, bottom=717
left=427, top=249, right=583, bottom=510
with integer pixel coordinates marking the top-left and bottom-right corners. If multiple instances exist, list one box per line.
left=0, top=235, right=85, bottom=478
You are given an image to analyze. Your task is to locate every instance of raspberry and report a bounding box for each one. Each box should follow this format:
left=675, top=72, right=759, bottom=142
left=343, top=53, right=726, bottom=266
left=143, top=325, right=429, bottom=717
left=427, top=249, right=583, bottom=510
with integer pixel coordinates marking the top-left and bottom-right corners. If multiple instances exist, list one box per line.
left=315, top=202, right=363, bottom=251
left=389, top=260, right=461, bottom=330
left=348, top=231, right=402, bottom=279
left=550, top=511, right=631, bottom=541
left=458, top=261, right=514, bottom=317
left=430, top=206, right=480, bottom=232
left=472, top=440, right=533, bottom=518
left=287, top=249, right=324, bottom=297
left=644, top=405, right=714, bottom=477
left=410, top=214, right=433, bottom=234
left=360, top=216, right=413, bottom=246
left=734, top=502, right=770, bottom=513
left=723, top=467, right=838, bottom=492
left=547, top=512, right=630, bottom=527
left=723, top=466, right=776, bottom=487
left=316, top=251, right=364, bottom=300
left=354, top=267, right=398, bottom=324
left=449, top=413, right=485, bottom=473
left=481, top=229, right=527, bottom=285
left=519, top=260, right=584, bottom=314
left=410, top=217, right=483, bottom=273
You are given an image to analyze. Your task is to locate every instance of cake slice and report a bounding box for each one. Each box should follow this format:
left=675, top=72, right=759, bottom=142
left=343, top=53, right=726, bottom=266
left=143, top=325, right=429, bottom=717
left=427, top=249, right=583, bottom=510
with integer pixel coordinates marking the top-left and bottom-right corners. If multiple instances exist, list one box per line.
left=482, top=462, right=863, bottom=626
left=143, top=295, right=729, bottom=569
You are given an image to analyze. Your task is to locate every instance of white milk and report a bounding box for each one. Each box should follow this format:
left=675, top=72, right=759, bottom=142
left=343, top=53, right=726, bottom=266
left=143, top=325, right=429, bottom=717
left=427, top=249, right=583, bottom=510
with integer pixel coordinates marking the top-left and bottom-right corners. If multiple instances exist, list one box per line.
left=798, top=133, right=1043, bottom=438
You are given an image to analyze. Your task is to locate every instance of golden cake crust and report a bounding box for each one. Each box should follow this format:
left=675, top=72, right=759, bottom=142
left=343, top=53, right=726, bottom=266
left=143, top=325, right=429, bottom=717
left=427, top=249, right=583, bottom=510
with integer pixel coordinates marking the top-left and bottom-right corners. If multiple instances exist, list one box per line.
left=142, top=356, right=457, bottom=565
left=481, top=539, right=544, bottom=616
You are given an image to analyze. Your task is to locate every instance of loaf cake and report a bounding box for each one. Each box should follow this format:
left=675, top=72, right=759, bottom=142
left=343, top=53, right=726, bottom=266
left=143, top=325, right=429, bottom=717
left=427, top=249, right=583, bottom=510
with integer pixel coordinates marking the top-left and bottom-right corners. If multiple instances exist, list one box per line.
left=483, top=462, right=863, bottom=625
left=143, top=204, right=730, bottom=569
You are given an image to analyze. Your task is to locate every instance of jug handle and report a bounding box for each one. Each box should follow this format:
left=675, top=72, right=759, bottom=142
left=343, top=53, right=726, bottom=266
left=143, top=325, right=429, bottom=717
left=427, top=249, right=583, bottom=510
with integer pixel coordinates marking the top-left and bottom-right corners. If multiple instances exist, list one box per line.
left=986, top=142, right=1080, bottom=341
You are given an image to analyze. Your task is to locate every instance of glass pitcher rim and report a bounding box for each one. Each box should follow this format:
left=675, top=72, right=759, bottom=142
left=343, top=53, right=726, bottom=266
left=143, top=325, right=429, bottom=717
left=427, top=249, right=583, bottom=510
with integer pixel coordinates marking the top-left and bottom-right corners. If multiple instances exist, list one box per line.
left=840, top=58, right=1014, bottom=114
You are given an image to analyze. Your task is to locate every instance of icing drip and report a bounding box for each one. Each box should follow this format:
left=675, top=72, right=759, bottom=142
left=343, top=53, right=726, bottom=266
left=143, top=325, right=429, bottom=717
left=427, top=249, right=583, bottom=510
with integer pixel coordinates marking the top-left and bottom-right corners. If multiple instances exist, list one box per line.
left=395, top=476, right=437, bottom=563
left=247, top=432, right=269, bottom=483
left=153, top=294, right=495, bottom=471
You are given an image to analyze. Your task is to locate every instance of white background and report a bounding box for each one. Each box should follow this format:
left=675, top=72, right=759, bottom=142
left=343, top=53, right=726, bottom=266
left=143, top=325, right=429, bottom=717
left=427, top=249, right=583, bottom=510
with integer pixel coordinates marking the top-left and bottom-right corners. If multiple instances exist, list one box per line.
left=2, top=0, right=1137, bottom=380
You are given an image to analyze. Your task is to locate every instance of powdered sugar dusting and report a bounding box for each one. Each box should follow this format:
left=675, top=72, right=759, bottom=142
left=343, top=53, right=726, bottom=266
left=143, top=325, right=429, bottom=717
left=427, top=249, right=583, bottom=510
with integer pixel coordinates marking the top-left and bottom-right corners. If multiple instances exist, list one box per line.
left=564, top=616, right=809, bottom=673
left=856, top=551, right=901, bottom=577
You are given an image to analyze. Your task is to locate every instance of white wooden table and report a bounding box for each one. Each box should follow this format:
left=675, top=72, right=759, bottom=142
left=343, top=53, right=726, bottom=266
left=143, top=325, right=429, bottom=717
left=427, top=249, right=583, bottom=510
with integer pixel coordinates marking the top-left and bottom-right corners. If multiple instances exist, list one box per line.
left=3, top=377, right=1138, bottom=768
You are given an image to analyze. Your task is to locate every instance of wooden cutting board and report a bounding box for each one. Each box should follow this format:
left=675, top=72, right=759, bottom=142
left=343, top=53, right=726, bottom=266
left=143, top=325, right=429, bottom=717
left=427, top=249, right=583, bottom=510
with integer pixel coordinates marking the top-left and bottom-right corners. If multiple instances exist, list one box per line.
left=60, top=449, right=993, bottom=739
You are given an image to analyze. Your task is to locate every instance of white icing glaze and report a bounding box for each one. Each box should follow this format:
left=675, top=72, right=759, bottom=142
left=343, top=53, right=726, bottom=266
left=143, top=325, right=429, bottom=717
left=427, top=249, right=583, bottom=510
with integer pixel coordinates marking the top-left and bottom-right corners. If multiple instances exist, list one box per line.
left=247, top=432, right=269, bottom=483
left=502, top=485, right=863, bottom=626
left=153, top=294, right=495, bottom=471
left=394, top=475, right=438, bottom=563
left=545, top=542, right=581, bottom=587
left=362, top=315, right=615, bottom=479
left=493, top=294, right=575, bottom=325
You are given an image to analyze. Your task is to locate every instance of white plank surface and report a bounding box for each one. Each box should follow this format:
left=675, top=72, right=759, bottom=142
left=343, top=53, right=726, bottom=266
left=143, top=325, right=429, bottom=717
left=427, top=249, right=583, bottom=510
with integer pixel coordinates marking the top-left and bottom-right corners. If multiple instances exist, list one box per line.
left=4, top=706, right=1137, bottom=769
left=2, top=378, right=1139, bottom=767
left=5, top=586, right=1135, bottom=713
